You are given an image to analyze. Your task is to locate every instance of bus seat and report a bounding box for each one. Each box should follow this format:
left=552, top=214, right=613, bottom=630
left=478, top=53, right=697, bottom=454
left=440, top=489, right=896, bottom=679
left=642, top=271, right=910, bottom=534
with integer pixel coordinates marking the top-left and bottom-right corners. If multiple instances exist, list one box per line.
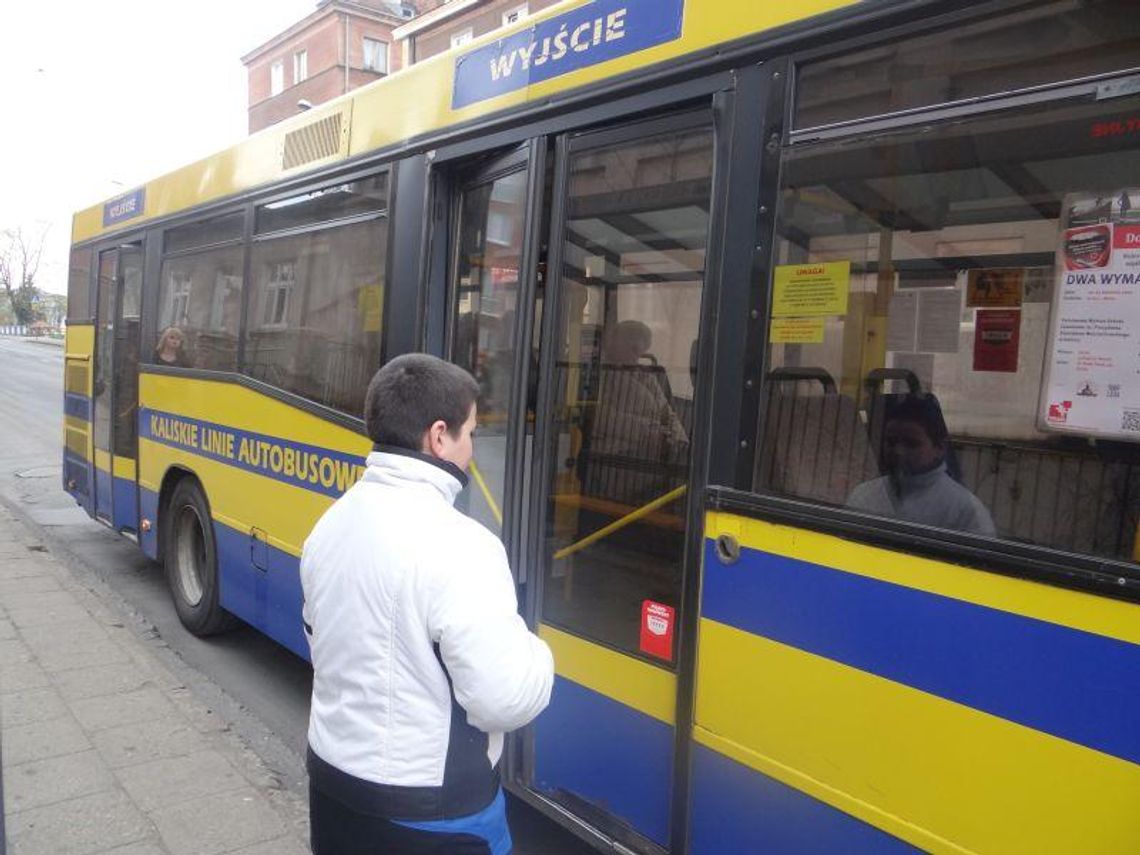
left=758, top=368, right=878, bottom=506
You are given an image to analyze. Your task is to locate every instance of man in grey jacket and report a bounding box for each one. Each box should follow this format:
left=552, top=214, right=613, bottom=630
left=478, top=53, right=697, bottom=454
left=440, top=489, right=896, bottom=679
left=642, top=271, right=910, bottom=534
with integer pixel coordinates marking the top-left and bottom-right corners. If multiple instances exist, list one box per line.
left=302, top=353, right=554, bottom=854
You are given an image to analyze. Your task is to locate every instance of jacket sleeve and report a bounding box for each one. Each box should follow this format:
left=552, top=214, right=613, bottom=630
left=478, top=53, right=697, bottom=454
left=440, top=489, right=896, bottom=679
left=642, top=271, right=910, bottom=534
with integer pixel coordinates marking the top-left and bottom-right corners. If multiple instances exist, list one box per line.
left=428, top=529, right=554, bottom=733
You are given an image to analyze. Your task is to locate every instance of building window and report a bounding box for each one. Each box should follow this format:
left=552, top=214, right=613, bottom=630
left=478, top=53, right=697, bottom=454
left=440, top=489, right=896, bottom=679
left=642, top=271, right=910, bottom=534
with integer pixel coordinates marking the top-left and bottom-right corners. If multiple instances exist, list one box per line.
left=262, top=262, right=294, bottom=327
left=294, top=50, right=308, bottom=84
left=451, top=28, right=473, bottom=48
left=503, top=4, right=528, bottom=26
left=270, top=60, right=284, bottom=96
left=363, top=37, right=388, bottom=73
left=168, top=271, right=192, bottom=326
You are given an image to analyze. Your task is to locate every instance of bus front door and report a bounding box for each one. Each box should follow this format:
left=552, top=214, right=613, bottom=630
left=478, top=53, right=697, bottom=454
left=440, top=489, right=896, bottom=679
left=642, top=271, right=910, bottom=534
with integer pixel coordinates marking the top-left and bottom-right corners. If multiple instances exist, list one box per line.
left=92, top=243, right=143, bottom=531
left=523, top=115, right=715, bottom=853
left=442, top=115, right=714, bottom=851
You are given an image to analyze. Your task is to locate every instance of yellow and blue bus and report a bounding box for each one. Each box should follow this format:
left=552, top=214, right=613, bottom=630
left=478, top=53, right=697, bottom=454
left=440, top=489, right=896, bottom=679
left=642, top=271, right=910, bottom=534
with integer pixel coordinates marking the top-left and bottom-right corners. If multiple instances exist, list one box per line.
left=64, top=0, right=1140, bottom=851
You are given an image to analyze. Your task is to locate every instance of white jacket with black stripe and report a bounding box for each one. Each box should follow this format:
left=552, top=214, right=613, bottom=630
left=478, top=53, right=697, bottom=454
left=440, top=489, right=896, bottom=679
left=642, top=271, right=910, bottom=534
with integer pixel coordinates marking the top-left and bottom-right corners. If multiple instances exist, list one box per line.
left=301, top=448, right=554, bottom=820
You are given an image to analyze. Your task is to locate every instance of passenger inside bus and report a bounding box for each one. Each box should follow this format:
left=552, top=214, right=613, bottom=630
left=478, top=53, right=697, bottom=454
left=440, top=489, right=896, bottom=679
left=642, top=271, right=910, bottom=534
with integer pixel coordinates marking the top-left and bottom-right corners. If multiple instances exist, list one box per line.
left=848, top=393, right=995, bottom=536
left=587, top=319, right=688, bottom=505
left=154, top=325, right=192, bottom=368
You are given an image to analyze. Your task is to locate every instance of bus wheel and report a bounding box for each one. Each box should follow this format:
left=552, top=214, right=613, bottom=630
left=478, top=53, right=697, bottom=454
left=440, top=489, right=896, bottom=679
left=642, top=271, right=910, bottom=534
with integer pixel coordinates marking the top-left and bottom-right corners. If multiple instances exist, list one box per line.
left=164, top=479, right=236, bottom=636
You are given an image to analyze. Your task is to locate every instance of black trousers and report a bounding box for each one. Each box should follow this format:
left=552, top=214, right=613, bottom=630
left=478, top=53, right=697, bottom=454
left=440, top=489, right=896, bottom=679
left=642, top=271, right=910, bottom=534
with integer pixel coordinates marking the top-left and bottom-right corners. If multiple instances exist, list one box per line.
left=309, top=778, right=494, bottom=854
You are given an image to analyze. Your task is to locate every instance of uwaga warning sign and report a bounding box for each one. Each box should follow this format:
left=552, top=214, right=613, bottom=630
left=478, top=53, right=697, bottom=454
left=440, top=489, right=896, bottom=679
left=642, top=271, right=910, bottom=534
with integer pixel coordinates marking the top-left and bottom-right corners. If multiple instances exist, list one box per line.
left=1041, top=188, right=1140, bottom=439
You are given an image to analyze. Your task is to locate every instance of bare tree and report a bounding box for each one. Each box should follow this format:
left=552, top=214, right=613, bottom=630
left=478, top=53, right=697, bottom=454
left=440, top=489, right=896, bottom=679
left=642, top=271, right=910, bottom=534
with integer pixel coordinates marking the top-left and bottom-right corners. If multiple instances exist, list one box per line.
left=0, top=226, right=48, bottom=326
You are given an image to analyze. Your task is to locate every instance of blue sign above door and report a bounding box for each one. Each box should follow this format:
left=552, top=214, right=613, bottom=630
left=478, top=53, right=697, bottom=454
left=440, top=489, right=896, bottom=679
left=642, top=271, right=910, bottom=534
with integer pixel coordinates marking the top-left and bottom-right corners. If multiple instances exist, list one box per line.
left=452, top=0, right=685, bottom=110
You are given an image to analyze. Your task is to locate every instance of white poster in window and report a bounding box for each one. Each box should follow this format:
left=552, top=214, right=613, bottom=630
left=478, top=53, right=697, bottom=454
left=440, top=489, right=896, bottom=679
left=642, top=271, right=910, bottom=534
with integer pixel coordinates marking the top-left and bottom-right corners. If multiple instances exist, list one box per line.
left=1040, top=189, right=1140, bottom=439
left=916, top=289, right=962, bottom=353
left=886, top=291, right=917, bottom=352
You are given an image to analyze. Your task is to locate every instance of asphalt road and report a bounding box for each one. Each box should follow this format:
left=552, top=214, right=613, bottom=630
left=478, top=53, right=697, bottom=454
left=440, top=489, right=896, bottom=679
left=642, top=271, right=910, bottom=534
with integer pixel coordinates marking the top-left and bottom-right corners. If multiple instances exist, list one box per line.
left=0, top=336, right=591, bottom=854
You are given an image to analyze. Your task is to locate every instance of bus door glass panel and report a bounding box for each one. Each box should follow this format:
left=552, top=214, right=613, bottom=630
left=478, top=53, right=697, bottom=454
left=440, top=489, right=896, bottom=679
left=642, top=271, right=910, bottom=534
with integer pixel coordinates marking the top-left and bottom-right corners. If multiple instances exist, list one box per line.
left=531, top=121, right=714, bottom=848
left=112, top=244, right=143, bottom=530
left=92, top=248, right=117, bottom=523
left=450, top=166, right=529, bottom=535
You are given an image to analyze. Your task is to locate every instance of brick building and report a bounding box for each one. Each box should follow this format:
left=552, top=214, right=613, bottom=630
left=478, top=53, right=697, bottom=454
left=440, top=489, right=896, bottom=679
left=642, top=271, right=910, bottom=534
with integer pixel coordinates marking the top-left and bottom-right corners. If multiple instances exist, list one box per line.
left=392, top=0, right=564, bottom=67
left=242, top=1, right=431, bottom=134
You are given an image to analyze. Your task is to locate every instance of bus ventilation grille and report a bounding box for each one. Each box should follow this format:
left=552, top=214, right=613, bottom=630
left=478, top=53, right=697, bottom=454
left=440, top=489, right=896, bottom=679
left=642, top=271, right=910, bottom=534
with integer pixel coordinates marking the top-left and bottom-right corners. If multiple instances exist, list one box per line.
left=283, top=113, right=343, bottom=170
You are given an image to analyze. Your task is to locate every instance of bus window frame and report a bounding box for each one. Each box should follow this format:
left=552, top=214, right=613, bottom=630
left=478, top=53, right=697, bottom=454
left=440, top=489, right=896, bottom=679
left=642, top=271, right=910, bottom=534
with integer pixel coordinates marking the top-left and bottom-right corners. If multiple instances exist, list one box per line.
left=727, top=17, right=1140, bottom=604
left=67, top=245, right=97, bottom=325
left=439, top=141, right=544, bottom=578
left=790, top=0, right=1140, bottom=139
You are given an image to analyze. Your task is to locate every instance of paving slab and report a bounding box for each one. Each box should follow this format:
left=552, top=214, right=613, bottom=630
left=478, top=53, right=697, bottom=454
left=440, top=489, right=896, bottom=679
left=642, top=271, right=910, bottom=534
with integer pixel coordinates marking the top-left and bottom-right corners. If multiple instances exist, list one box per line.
left=0, top=576, right=62, bottom=598
left=0, top=559, right=57, bottom=580
left=116, top=749, right=248, bottom=812
left=229, top=836, right=311, bottom=855
left=150, top=788, right=289, bottom=855
left=1, top=714, right=92, bottom=767
left=0, top=661, right=52, bottom=696
left=0, top=639, right=35, bottom=667
left=0, top=687, right=70, bottom=729
left=34, top=637, right=132, bottom=674
left=6, top=602, right=98, bottom=629
left=99, top=843, right=169, bottom=855
left=92, top=718, right=209, bottom=770
left=3, top=749, right=115, bottom=813
left=5, top=789, right=152, bottom=855
left=54, top=661, right=166, bottom=702
left=19, top=617, right=113, bottom=648
left=69, top=686, right=178, bottom=733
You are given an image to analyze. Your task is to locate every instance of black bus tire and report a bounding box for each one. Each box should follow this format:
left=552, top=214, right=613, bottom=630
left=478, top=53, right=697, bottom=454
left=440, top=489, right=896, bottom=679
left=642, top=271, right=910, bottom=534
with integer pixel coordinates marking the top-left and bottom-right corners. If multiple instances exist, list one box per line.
left=163, top=479, right=237, bottom=636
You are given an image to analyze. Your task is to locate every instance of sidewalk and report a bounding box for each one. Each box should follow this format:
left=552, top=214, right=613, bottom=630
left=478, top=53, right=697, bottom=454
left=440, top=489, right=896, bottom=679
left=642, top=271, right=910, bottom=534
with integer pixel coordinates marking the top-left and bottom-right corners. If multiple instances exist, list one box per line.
left=0, top=503, right=310, bottom=854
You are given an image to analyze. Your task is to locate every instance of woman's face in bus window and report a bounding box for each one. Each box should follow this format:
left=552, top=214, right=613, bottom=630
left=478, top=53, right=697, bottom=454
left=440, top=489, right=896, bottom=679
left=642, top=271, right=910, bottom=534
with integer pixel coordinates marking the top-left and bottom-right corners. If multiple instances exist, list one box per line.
left=883, top=418, right=944, bottom=476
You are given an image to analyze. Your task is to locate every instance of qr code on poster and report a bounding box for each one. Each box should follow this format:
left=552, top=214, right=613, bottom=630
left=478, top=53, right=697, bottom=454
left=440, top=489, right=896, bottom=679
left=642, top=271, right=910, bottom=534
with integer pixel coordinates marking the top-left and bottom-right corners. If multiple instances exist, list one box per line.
left=1122, top=410, right=1140, bottom=432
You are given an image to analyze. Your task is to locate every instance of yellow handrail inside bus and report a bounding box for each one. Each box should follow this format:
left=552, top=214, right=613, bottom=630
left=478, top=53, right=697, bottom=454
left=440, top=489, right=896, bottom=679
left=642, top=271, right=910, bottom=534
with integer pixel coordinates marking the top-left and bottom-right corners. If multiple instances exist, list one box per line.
left=553, top=485, right=688, bottom=561
left=468, top=460, right=503, bottom=527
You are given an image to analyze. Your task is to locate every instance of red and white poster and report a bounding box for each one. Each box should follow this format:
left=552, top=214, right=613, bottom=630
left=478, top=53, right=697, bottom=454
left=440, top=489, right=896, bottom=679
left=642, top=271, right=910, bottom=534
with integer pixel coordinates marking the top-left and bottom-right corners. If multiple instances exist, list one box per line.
left=973, top=310, right=1021, bottom=373
left=639, top=600, right=675, bottom=662
left=1041, top=188, right=1140, bottom=438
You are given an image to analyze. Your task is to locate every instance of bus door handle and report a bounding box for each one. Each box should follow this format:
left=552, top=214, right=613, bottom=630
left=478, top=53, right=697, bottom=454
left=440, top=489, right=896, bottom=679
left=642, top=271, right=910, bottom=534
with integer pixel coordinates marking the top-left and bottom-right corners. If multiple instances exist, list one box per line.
left=250, top=527, right=269, bottom=571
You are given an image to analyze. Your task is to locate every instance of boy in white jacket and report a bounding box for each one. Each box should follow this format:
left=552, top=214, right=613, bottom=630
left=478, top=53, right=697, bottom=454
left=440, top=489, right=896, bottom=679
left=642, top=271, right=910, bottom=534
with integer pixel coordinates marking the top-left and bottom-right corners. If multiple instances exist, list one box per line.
left=302, top=353, right=553, bottom=854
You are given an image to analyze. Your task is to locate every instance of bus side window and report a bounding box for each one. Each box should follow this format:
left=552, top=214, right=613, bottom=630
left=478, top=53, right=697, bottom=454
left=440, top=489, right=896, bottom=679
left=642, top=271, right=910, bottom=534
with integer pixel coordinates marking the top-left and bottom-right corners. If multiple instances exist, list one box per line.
left=245, top=173, right=389, bottom=416
left=157, top=212, right=246, bottom=373
left=756, top=90, right=1140, bottom=562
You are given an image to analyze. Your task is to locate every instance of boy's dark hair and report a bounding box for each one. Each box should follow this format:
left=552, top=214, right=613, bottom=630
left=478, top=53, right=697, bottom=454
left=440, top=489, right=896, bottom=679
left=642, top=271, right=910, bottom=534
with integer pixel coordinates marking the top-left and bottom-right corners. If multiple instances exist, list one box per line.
left=364, top=353, right=479, bottom=450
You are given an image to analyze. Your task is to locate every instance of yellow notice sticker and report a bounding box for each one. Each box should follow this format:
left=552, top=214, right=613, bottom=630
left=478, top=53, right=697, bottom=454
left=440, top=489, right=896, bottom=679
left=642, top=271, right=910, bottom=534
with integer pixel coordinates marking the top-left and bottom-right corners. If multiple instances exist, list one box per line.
left=358, top=285, right=384, bottom=332
left=966, top=268, right=1024, bottom=308
left=770, top=317, right=825, bottom=344
left=772, top=261, right=850, bottom=317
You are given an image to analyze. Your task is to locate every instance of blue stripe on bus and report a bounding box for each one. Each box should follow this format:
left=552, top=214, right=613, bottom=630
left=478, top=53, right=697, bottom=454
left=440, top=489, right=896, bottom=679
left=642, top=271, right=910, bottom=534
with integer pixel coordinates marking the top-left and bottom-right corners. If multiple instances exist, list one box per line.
left=214, top=520, right=309, bottom=659
left=94, top=467, right=113, bottom=522
left=63, top=449, right=92, bottom=514
left=534, top=675, right=672, bottom=846
left=701, top=540, right=1140, bottom=766
left=139, top=487, right=159, bottom=560
left=64, top=393, right=90, bottom=421
left=112, top=474, right=137, bottom=532
left=689, top=743, right=920, bottom=855
left=138, top=483, right=308, bottom=657
left=138, top=408, right=365, bottom=499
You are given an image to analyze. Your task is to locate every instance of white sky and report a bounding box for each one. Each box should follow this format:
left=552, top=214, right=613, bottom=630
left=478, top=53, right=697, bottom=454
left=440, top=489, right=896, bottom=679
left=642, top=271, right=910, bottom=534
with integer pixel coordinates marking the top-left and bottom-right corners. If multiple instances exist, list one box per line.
left=1, top=1, right=317, bottom=294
